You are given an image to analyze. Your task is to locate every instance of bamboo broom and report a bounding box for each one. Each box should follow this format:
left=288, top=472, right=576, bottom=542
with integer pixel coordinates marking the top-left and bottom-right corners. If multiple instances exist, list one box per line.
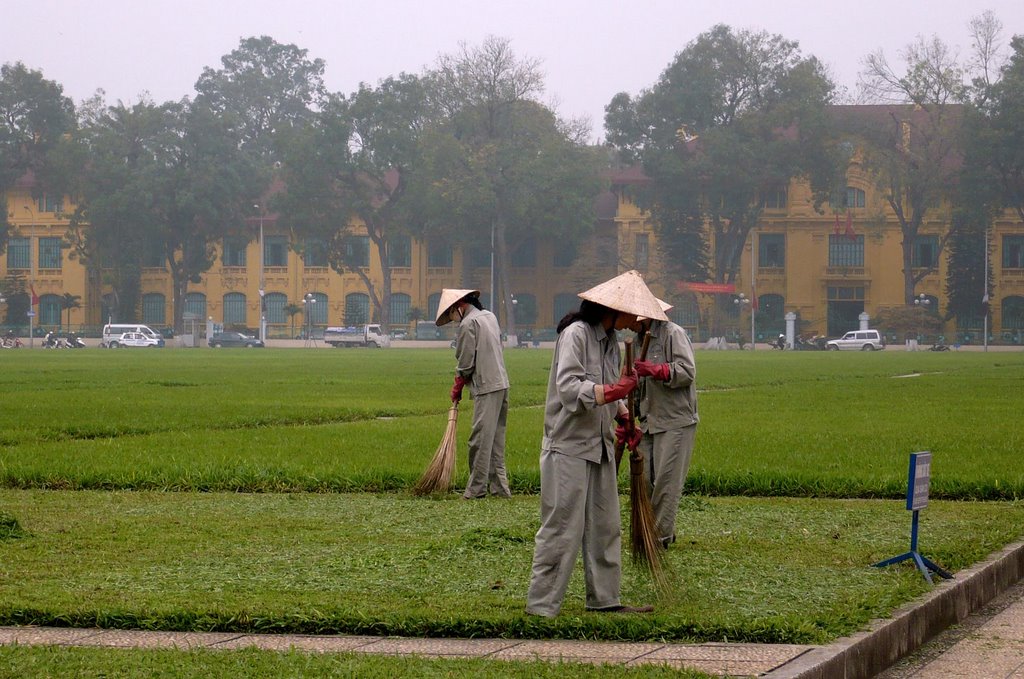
left=623, top=334, right=667, bottom=588
left=412, top=403, right=459, bottom=495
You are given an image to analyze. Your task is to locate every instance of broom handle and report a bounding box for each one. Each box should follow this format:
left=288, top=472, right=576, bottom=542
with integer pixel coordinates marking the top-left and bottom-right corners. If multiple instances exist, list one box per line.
left=614, top=338, right=634, bottom=470
left=632, top=331, right=652, bottom=423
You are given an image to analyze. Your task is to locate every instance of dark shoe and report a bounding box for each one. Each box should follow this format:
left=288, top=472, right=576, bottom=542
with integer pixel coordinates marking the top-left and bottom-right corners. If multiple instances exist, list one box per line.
left=661, top=533, right=677, bottom=550
left=586, top=604, right=654, bottom=614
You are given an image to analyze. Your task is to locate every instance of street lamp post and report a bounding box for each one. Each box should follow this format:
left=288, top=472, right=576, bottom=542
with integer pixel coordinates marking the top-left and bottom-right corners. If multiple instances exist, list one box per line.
left=254, top=205, right=266, bottom=343
left=303, top=293, right=316, bottom=348
left=913, top=293, right=931, bottom=350
left=733, top=293, right=751, bottom=349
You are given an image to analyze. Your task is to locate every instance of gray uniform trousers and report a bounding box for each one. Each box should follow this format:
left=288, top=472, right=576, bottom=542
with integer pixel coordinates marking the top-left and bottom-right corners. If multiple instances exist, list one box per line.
left=525, top=449, right=621, bottom=617
left=464, top=388, right=511, bottom=498
left=641, top=424, right=698, bottom=543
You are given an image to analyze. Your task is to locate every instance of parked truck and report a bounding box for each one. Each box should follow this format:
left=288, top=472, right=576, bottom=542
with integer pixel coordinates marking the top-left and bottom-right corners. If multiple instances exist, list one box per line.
left=323, top=324, right=391, bottom=348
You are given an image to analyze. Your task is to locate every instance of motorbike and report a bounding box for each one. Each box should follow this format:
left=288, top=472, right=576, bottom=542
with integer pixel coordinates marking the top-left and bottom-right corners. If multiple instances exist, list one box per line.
left=772, top=334, right=786, bottom=350
left=1, top=333, right=23, bottom=348
left=65, top=332, right=87, bottom=349
left=43, top=331, right=61, bottom=349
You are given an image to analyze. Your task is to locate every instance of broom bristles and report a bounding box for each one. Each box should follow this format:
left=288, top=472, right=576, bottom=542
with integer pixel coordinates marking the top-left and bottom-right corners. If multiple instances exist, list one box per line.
left=629, top=452, right=669, bottom=590
left=412, top=404, right=459, bottom=495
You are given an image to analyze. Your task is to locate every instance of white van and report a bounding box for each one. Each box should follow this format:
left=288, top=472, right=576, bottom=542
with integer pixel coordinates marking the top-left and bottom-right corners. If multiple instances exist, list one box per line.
left=102, top=324, right=165, bottom=348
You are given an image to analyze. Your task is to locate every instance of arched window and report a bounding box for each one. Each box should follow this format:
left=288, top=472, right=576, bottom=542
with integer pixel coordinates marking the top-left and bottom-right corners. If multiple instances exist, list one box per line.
left=845, top=186, right=866, bottom=209
left=223, top=293, right=247, bottom=325
left=39, top=294, right=61, bottom=326
left=308, top=293, right=328, bottom=325
left=512, top=293, right=537, bottom=326
left=345, top=293, right=368, bottom=325
left=390, top=293, right=411, bottom=325
left=142, top=293, right=166, bottom=325
left=184, top=292, right=206, bottom=320
left=668, top=299, right=700, bottom=327
left=427, top=293, right=442, bottom=322
left=1001, top=296, right=1024, bottom=330
left=553, top=293, right=578, bottom=326
left=264, top=292, right=287, bottom=324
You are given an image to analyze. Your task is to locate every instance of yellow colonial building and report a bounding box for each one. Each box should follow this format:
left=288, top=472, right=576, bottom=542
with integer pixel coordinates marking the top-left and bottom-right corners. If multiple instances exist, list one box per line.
left=3, top=155, right=1023, bottom=345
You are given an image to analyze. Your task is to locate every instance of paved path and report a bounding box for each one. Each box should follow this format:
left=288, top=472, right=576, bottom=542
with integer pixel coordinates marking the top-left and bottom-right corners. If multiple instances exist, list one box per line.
left=876, top=579, right=1024, bottom=679
left=0, top=627, right=813, bottom=676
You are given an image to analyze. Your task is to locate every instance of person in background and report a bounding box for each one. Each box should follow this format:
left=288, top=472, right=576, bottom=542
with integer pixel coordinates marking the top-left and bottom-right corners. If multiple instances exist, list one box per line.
left=525, top=270, right=668, bottom=617
left=435, top=288, right=511, bottom=499
left=629, top=299, right=698, bottom=549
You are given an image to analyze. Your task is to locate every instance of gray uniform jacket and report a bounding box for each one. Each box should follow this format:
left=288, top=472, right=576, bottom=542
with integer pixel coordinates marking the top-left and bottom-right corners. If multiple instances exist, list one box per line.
left=637, top=320, right=698, bottom=433
left=455, top=306, right=509, bottom=397
left=542, top=320, right=621, bottom=463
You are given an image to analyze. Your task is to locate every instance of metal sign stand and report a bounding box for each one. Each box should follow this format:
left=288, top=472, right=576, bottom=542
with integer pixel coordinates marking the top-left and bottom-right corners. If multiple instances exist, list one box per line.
left=873, top=451, right=952, bottom=584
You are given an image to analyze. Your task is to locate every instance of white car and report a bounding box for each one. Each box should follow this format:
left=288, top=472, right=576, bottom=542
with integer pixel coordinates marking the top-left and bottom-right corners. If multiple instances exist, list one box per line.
left=826, top=330, right=885, bottom=351
left=111, top=331, right=164, bottom=348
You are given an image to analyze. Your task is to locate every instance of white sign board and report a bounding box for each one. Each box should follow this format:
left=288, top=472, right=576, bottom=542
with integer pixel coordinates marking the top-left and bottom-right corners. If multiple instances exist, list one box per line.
left=906, top=451, right=931, bottom=511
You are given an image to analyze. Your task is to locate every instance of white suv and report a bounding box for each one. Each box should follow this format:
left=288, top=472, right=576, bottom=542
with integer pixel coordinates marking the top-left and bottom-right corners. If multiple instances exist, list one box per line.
left=826, top=329, right=885, bottom=351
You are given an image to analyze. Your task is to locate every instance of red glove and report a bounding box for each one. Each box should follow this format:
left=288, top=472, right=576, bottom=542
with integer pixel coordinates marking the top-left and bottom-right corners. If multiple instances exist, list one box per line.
left=614, top=418, right=643, bottom=451
left=450, top=375, right=468, bottom=402
left=634, top=360, right=671, bottom=382
left=601, top=372, right=637, bottom=402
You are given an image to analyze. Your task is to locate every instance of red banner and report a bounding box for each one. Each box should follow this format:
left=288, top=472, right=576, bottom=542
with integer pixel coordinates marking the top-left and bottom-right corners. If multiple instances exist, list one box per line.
left=678, top=282, right=736, bottom=294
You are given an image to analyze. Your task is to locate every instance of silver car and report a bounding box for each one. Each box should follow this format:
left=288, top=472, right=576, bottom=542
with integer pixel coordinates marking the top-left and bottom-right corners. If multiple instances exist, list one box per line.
left=826, top=330, right=885, bottom=351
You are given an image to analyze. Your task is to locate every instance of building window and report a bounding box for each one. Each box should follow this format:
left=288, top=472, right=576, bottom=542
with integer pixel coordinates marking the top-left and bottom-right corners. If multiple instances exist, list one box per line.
left=912, top=235, right=939, bottom=268
left=513, top=293, right=537, bottom=326
left=634, top=234, right=649, bottom=271
left=37, top=194, right=63, bottom=213
left=184, top=292, right=206, bottom=319
left=223, top=238, right=247, bottom=267
left=553, top=241, right=576, bottom=268
left=465, top=245, right=489, bottom=269
left=303, top=238, right=328, bottom=268
left=828, top=235, right=864, bottom=267
left=223, top=293, right=247, bottom=325
left=667, top=299, right=700, bottom=327
left=390, top=293, right=411, bottom=324
left=345, top=293, right=369, bottom=325
left=388, top=236, right=411, bottom=268
left=511, top=239, right=536, bottom=267
left=341, top=236, right=367, bottom=268
left=142, top=293, right=166, bottom=325
left=1003, top=235, right=1024, bottom=269
left=264, top=292, right=287, bottom=324
left=553, top=293, right=578, bottom=326
left=759, top=234, right=785, bottom=268
left=39, top=294, right=61, bottom=325
left=1002, top=296, right=1024, bottom=330
left=7, top=238, right=29, bottom=269
left=827, top=286, right=865, bottom=301
left=142, top=239, right=164, bottom=268
left=760, top=187, right=788, bottom=209
left=427, top=293, right=442, bottom=321
left=38, top=237, right=62, bottom=269
left=844, top=187, right=866, bottom=209
left=265, top=236, right=289, bottom=267
left=428, top=243, right=453, bottom=268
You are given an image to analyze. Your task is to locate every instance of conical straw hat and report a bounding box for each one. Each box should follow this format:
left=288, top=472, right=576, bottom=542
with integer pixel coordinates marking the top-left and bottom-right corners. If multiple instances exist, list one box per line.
left=578, top=270, right=668, bottom=321
left=638, top=297, right=674, bottom=321
left=435, top=288, right=480, bottom=326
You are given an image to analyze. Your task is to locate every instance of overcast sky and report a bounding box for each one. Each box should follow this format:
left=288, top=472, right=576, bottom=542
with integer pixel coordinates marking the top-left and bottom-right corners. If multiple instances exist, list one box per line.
left=5, top=0, right=1023, bottom=141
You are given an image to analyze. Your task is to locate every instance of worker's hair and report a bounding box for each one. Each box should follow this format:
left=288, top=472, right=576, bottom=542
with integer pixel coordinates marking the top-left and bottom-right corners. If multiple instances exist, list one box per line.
left=557, top=299, right=611, bottom=334
left=464, top=293, right=484, bottom=311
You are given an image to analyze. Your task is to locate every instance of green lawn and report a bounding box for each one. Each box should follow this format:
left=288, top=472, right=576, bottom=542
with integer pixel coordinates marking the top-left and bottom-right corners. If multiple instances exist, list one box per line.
left=1, top=349, right=1022, bottom=498
left=0, top=347, right=1022, bottom=672
left=1, top=490, right=1021, bottom=644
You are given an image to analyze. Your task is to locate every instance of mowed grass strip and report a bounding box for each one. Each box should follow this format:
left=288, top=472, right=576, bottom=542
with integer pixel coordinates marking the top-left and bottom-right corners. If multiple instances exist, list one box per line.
left=0, top=645, right=714, bottom=679
left=1, top=349, right=1022, bottom=498
left=1, top=490, right=1022, bottom=643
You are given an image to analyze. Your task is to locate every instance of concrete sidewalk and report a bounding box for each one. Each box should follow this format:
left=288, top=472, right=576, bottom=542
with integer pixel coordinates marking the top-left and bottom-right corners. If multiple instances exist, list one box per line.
left=2, top=540, right=1021, bottom=678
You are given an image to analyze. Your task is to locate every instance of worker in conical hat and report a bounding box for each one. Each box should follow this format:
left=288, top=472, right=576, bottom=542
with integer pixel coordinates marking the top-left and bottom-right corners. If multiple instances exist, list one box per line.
left=436, top=288, right=511, bottom=499
left=525, top=270, right=661, bottom=617
left=618, top=297, right=699, bottom=550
